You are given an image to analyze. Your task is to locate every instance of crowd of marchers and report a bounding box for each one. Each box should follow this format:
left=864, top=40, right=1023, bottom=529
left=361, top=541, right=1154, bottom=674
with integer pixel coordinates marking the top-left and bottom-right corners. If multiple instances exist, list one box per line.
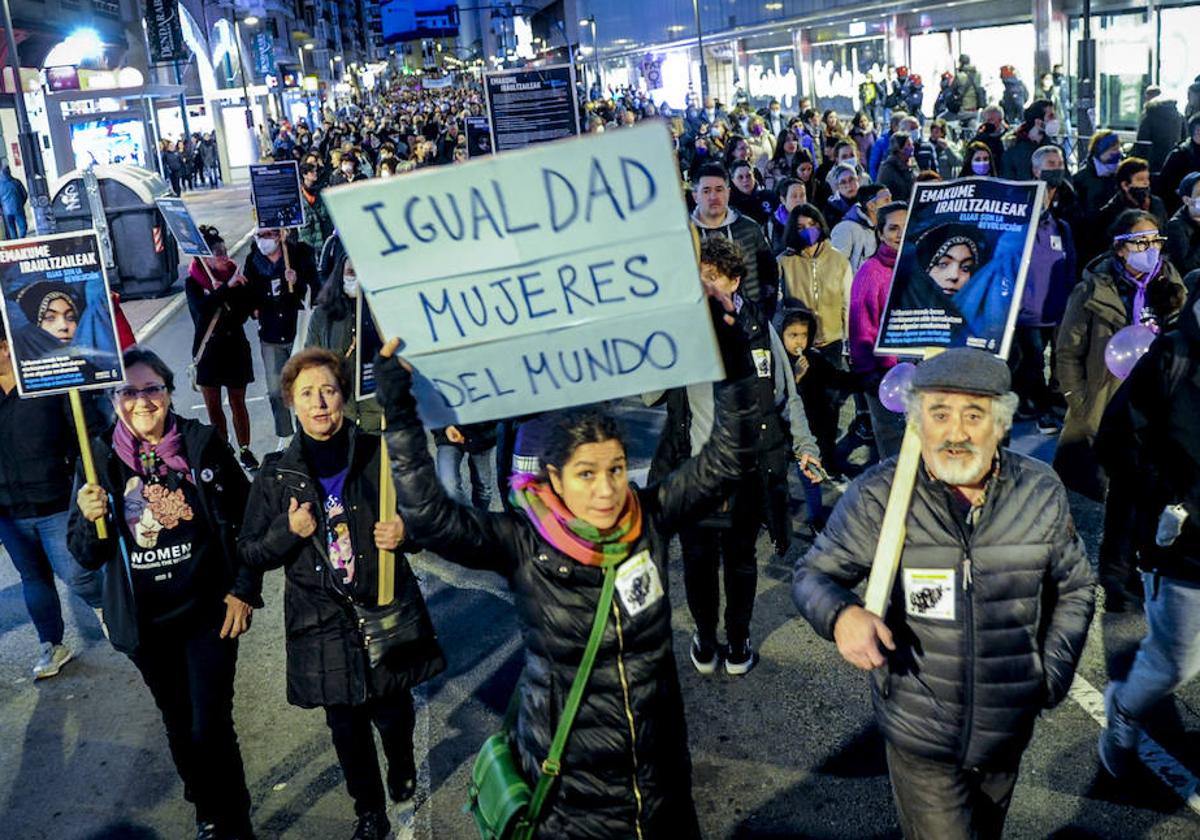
left=1, top=70, right=1199, bottom=840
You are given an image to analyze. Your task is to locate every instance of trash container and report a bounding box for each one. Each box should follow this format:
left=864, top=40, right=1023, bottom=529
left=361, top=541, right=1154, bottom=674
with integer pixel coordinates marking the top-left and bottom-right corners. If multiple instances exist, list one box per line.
left=50, top=165, right=180, bottom=298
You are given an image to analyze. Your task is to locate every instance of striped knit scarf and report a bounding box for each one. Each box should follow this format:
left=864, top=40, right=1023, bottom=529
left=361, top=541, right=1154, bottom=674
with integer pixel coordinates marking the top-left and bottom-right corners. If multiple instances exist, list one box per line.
left=508, top=473, right=643, bottom=567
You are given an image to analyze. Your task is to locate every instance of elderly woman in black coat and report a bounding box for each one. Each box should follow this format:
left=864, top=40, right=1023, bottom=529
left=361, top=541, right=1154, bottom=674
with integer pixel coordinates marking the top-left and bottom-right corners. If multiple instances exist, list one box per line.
left=371, top=289, right=757, bottom=840
left=239, top=348, right=444, bottom=840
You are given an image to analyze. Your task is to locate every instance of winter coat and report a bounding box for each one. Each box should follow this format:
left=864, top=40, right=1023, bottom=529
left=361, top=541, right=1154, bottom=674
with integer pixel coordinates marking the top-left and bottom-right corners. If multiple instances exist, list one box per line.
left=1157, top=140, right=1200, bottom=215
left=877, top=154, right=915, bottom=203
left=691, top=209, right=779, bottom=308
left=953, top=65, right=985, bottom=113
left=67, top=417, right=263, bottom=656
left=0, top=388, right=106, bottom=519
left=1000, top=78, right=1029, bottom=125
left=1000, top=133, right=1047, bottom=181
left=186, top=261, right=254, bottom=389
left=931, top=140, right=964, bottom=181
left=296, top=188, right=334, bottom=253
left=1084, top=191, right=1170, bottom=269
left=794, top=450, right=1095, bottom=770
left=1053, top=254, right=1186, bottom=499
left=0, top=170, right=25, bottom=215
left=1166, top=207, right=1200, bottom=277
left=778, top=242, right=853, bottom=346
left=238, top=427, right=445, bottom=708
left=1072, top=158, right=1119, bottom=219
left=383, top=376, right=758, bottom=840
left=1137, top=99, right=1185, bottom=173
left=244, top=241, right=320, bottom=345
left=848, top=244, right=899, bottom=381
left=830, top=205, right=878, bottom=275
left=1017, top=210, right=1077, bottom=328
left=1097, top=301, right=1200, bottom=582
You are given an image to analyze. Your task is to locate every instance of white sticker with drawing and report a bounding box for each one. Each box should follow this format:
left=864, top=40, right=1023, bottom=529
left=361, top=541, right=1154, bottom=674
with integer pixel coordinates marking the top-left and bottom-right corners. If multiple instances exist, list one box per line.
left=903, top=568, right=956, bottom=621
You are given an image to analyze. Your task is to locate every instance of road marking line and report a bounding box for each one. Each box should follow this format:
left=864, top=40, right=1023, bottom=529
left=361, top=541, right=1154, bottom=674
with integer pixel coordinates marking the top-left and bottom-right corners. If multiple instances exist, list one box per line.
left=1069, top=673, right=1200, bottom=814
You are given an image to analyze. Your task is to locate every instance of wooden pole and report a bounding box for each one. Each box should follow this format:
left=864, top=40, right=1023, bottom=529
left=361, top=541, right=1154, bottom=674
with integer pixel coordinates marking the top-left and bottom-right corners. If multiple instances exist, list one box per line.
left=69, top=389, right=107, bottom=539
left=280, top=229, right=294, bottom=294
left=862, top=349, right=943, bottom=617
left=377, top=417, right=395, bottom=606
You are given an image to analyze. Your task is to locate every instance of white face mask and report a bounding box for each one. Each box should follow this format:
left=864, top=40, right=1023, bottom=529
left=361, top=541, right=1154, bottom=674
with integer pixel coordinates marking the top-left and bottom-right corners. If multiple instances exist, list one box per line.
left=343, top=273, right=359, bottom=297
left=255, top=236, right=278, bottom=256
left=341, top=162, right=354, bottom=174
left=1187, top=196, right=1200, bottom=218
left=1043, top=118, right=1061, bottom=137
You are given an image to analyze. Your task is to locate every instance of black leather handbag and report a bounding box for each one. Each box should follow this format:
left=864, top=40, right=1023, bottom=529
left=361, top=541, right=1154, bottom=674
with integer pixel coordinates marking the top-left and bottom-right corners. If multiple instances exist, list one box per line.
left=352, top=598, right=424, bottom=669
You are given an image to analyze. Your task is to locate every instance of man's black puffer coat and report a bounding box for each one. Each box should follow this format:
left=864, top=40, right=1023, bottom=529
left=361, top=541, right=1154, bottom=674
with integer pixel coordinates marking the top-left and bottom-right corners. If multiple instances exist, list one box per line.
left=383, top=379, right=757, bottom=840
left=793, top=451, right=1095, bottom=770
left=239, top=426, right=445, bottom=708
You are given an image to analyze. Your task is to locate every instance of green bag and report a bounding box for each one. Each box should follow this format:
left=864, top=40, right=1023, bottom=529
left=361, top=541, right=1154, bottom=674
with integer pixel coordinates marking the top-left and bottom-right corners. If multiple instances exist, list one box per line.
left=465, top=561, right=619, bottom=840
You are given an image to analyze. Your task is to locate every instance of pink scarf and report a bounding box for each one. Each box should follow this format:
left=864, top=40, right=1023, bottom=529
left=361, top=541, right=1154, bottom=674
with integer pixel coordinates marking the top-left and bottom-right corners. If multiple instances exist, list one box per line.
left=113, top=414, right=191, bottom=482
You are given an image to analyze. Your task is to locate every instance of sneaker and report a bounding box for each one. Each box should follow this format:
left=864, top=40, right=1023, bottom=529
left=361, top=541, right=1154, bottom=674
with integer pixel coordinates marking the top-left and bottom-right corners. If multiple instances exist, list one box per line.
left=1036, top=413, right=1063, bottom=435
left=387, top=765, right=416, bottom=803
left=196, top=822, right=219, bottom=840
left=689, top=632, right=719, bottom=675
left=32, top=642, right=73, bottom=679
left=724, top=638, right=760, bottom=676
left=1098, top=682, right=1139, bottom=777
left=238, top=447, right=260, bottom=471
left=349, top=809, right=390, bottom=840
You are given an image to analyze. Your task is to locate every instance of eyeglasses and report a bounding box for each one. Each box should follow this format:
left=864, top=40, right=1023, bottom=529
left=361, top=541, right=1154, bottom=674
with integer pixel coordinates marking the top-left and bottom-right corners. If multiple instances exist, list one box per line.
left=1122, top=236, right=1167, bottom=252
left=115, top=384, right=168, bottom=401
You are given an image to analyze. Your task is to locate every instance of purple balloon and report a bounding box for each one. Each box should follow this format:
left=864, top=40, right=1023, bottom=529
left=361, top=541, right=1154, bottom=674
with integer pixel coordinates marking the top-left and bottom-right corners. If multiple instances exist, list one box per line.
left=1104, top=324, right=1156, bottom=380
left=878, top=362, right=917, bottom=413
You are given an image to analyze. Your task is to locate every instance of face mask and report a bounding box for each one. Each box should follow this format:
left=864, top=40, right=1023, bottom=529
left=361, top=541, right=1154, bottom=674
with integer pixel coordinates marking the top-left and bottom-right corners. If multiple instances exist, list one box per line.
left=343, top=273, right=359, bottom=297
left=798, top=227, right=821, bottom=247
left=1039, top=169, right=1065, bottom=188
left=900, top=147, right=914, bottom=160
left=1043, top=119, right=1061, bottom=137
left=255, top=237, right=278, bottom=256
left=1095, top=158, right=1119, bottom=176
left=341, top=163, right=354, bottom=174
left=971, top=160, right=990, bottom=175
left=750, top=125, right=763, bottom=136
left=1128, top=186, right=1151, bottom=204
left=1125, top=246, right=1161, bottom=275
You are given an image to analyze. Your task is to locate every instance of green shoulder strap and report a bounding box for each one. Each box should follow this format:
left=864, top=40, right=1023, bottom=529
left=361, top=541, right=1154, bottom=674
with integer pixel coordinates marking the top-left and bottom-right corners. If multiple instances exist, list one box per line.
left=516, top=561, right=620, bottom=840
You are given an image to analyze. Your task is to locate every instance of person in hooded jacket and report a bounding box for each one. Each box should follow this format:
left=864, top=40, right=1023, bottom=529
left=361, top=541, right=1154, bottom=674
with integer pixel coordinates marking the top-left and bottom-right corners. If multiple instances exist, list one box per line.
left=690, top=162, right=779, bottom=315
left=1166, top=172, right=1200, bottom=276
left=1000, top=100, right=1060, bottom=181
left=1086, top=158, right=1169, bottom=269
left=1072, top=131, right=1123, bottom=220
left=296, top=163, right=334, bottom=253
left=0, top=165, right=29, bottom=239
left=239, top=348, right=445, bottom=840
left=728, top=159, right=777, bottom=227
left=999, top=66, right=1029, bottom=125
left=778, top=204, right=853, bottom=366
left=831, top=184, right=890, bottom=275
left=1157, top=115, right=1200, bottom=214
left=1055, top=210, right=1187, bottom=609
left=375, top=282, right=760, bottom=840
left=70, top=349, right=261, bottom=840
left=1137, top=86, right=1185, bottom=174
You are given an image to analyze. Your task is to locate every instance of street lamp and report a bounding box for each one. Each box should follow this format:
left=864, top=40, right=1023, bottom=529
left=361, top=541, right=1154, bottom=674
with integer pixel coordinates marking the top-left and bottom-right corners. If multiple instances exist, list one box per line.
left=579, top=15, right=601, bottom=94
left=692, top=0, right=709, bottom=100
left=232, top=15, right=262, bottom=162
left=299, top=42, right=317, bottom=124
left=2, top=0, right=54, bottom=232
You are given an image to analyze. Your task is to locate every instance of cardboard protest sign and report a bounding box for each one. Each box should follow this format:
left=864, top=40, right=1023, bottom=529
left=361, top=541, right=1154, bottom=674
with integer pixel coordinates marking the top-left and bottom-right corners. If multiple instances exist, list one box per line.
left=322, top=121, right=723, bottom=427
left=156, top=197, right=212, bottom=257
left=484, top=64, right=581, bottom=153
left=355, top=293, right=383, bottom=401
left=0, top=231, right=125, bottom=396
left=249, top=161, right=306, bottom=229
left=876, top=177, right=1044, bottom=360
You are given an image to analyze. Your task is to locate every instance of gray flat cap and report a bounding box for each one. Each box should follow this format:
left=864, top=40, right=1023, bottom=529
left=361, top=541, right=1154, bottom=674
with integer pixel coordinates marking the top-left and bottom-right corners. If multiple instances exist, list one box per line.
left=912, top=348, right=1011, bottom=396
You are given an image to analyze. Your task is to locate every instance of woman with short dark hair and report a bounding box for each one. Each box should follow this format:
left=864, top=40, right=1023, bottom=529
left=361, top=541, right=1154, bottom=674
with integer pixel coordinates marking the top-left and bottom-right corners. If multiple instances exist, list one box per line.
left=69, top=348, right=260, bottom=840
left=239, top=347, right=444, bottom=840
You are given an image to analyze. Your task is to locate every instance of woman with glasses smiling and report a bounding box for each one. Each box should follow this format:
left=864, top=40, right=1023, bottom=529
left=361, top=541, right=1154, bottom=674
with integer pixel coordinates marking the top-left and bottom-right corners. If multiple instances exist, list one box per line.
left=1056, top=209, right=1188, bottom=611
left=68, top=348, right=262, bottom=840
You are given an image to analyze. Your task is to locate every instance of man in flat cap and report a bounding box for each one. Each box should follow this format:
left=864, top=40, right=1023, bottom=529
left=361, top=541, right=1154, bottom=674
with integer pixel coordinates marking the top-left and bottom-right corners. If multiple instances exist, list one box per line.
left=793, top=347, right=1095, bottom=840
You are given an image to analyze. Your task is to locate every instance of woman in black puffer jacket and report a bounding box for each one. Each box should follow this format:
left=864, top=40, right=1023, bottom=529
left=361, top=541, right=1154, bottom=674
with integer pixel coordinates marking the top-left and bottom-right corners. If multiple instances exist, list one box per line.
left=373, top=296, right=757, bottom=840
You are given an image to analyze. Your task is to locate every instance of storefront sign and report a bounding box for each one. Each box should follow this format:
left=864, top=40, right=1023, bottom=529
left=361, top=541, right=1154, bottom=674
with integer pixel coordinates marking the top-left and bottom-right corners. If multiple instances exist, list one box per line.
left=0, top=231, right=125, bottom=396
left=249, top=162, right=306, bottom=230
left=483, top=64, right=580, bottom=153
left=45, top=66, right=81, bottom=92
left=876, top=177, right=1044, bottom=359
left=146, top=0, right=188, bottom=64
left=155, top=197, right=211, bottom=257
left=321, top=122, right=722, bottom=426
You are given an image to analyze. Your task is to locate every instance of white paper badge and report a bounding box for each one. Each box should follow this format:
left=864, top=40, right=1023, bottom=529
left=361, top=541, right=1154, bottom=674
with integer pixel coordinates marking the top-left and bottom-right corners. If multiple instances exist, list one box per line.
left=615, top=550, right=664, bottom=618
left=903, top=568, right=956, bottom=621
left=751, top=348, right=772, bottom=378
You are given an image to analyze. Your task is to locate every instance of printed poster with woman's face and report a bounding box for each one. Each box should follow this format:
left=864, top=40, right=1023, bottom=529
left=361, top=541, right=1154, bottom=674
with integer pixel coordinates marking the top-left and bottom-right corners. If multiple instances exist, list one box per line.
left=875, top=177, right=1045, bottom=360
left=0, top=231, right=124, bottom=396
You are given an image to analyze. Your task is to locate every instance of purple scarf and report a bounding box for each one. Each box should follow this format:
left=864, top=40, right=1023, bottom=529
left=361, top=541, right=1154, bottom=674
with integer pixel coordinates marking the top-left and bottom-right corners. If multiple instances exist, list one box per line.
left=1120, top=258, right=1162, bottom=328
left=774, top=202, right=790, bottom=227
left=113, top=414, right=191, bottom=481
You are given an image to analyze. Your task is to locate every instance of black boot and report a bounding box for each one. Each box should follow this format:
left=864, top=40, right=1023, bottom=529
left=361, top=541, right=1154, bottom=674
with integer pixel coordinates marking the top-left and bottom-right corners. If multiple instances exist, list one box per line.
left=350, top=809, right=391, bottom=840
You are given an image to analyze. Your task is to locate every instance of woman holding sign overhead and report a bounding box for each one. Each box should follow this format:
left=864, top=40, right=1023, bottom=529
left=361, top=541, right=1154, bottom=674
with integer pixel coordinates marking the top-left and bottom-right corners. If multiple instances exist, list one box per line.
left=371, top=287, right=758, bottom=840
left=238, top=348, right=444, bottom=840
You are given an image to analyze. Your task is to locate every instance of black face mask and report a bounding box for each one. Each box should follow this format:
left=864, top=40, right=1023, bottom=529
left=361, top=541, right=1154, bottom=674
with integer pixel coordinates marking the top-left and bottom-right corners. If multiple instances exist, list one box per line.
left=1128, top=186, right=1151, bottom=204
left=1039, top=169, right=1065, bottom=188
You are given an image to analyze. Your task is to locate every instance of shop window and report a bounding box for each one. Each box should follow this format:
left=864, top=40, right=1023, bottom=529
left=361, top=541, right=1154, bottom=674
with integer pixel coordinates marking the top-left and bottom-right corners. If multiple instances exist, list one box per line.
left=1158, top=7, right=1200, bottom=111
left=742, top=46, right=799, bottom=112
left=810, top=37, right=887, bottom=117
left=909, top=31, right=953, bottom=118
left=957, top=24, right=1036, bottom=114
left=1069, top=11, right=1151, bottom=131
